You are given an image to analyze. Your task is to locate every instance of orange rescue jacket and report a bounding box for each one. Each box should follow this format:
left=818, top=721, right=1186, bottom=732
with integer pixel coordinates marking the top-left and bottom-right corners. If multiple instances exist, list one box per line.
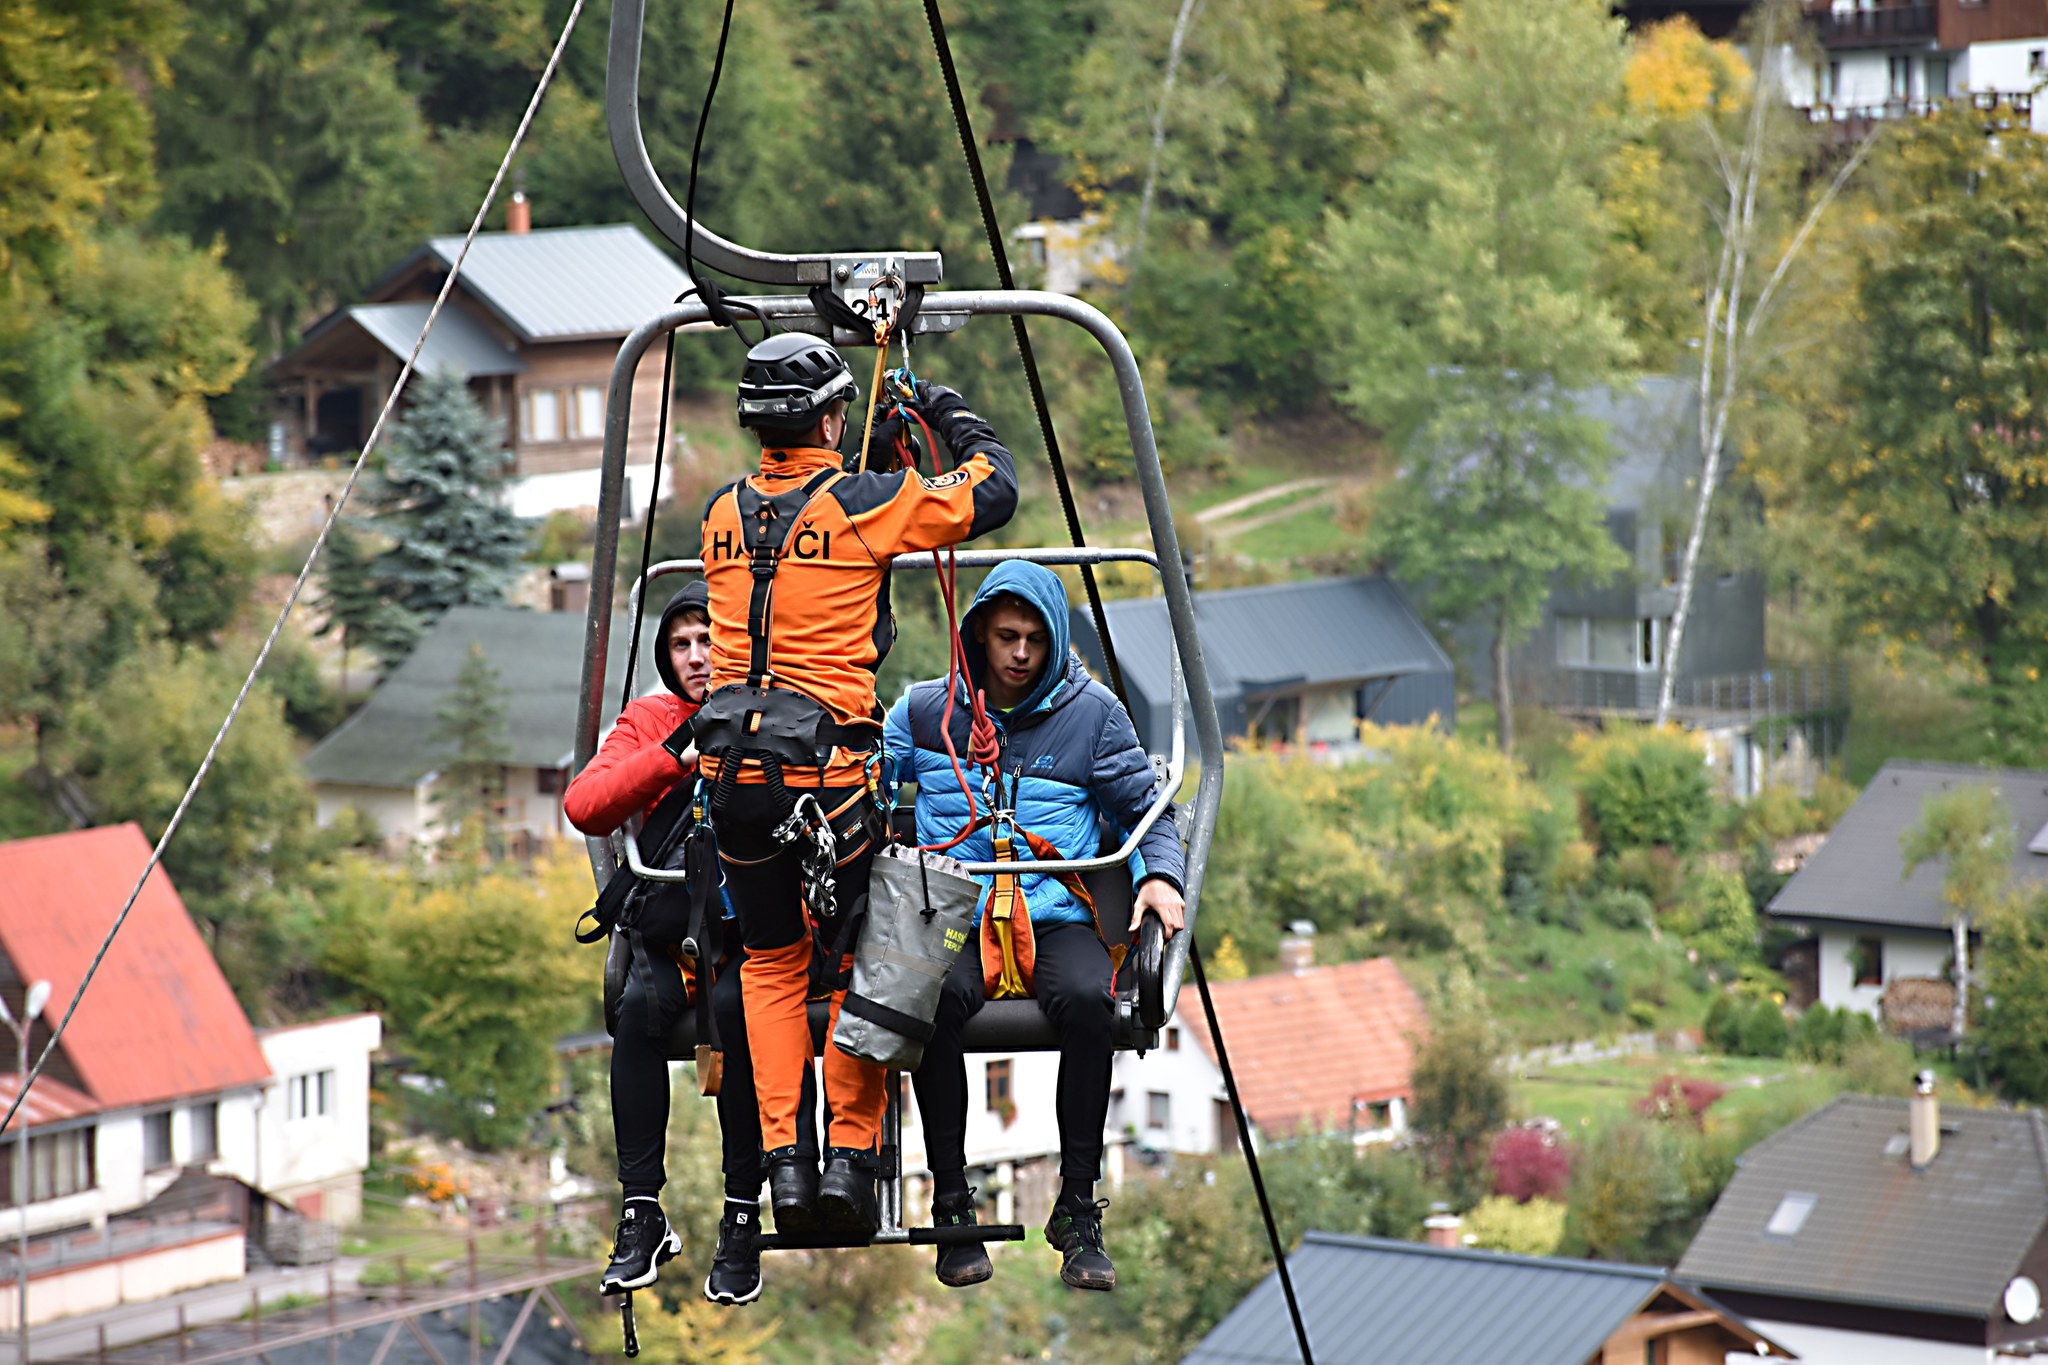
left=699, top=385, right=1018, bottom=787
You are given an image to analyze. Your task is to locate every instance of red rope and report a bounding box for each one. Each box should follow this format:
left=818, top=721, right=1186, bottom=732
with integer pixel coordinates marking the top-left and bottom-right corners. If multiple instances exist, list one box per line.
left=893, top=403, right=1000, bottom=854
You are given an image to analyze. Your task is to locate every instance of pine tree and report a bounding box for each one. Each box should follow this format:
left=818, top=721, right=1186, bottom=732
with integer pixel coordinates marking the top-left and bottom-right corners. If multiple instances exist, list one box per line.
left=314, top=520, right=387, bottom=692
left=360, top=371, right=531, bottom=666
left=432, top=641, right=511, bottom=851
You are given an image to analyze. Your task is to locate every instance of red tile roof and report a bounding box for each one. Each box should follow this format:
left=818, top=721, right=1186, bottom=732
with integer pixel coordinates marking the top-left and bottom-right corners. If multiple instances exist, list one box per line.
left=0, top=825, right=272, bottom=1111
left=1178, top=958, right=1427, bottom=1136
left=0, top=1075, right=100, bottom=1127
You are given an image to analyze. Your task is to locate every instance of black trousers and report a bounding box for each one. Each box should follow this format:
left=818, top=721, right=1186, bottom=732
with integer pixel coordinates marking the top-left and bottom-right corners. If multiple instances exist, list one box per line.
left=911, top=921, right=1115, bottom=1187
left=611, top=938, right=819, bottom=1200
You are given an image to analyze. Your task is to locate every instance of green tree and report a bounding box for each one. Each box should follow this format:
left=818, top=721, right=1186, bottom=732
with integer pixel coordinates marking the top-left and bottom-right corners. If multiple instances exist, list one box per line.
left=153, top=0, right=431, bottom=350
left=1978, top=888, right=2048, bottom=1101
left=315, top=519, right=390, bottom=692
left=1819, top=101, right=2048, bottom=752
left=1562, top=1119, right=1682, bottom=1261
left=67, top=641, right=321, bottom=1011
left=1323, top=0, right=1634, bottom=751
left=432, top=641, right=510, bottom=849
left=323, top=846, right=598, bottom=1148
left=1408, top=976, right=1510, bottom=1205
left=1572, top=725, right=1715, bottom=854
left=1901, top=782, right=2011, bottom=1043
left=359, top=371, right=530, bottom=665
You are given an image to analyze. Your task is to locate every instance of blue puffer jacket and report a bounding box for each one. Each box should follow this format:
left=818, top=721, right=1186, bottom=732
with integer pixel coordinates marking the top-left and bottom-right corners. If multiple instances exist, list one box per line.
left=883, top=561, right=1184, bottom=929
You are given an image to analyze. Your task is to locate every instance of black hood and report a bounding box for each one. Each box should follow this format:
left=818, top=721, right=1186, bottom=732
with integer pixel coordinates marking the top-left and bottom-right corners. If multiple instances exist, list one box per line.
left=653, top=581, right=709, bottom=697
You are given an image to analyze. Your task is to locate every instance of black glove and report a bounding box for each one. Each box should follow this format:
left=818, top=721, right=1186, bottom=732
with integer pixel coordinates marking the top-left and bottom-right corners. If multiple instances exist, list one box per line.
left=662, top=720, right=696, bottom=765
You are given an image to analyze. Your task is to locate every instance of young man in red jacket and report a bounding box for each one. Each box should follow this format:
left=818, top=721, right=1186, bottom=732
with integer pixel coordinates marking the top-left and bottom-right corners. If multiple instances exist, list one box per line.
left=567, top=582, right=812, bottom=1305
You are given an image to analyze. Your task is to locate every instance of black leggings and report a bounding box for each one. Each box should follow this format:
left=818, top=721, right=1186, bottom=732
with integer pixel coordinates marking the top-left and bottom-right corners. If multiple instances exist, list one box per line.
left=911, top=922, right=1115, bottom=1187
left=611, top=938, right=819, bottom=1200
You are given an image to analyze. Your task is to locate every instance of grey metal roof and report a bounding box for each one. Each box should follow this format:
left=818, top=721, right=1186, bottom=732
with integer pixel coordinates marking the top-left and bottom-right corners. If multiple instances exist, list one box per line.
left=304, top=606, right=651, bottom=787
left=424, top=225, right=691, bottom=342
left=1089, top=575, right=1453, bottom=710
left=344, top=302, right=526, bottom=379
left=1575, top=375, right=1703, bottom=511
left=1182, top=1233, right=1779, bottom=1365
left=1678, top=1095, right=2048, bottom=1318
left=1769, top=759, right=2048, bottom=930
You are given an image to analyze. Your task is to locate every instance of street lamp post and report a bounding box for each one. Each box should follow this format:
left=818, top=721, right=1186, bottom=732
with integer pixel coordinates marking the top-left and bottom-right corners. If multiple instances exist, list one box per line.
left=1, top=982, right=51, bottom=1365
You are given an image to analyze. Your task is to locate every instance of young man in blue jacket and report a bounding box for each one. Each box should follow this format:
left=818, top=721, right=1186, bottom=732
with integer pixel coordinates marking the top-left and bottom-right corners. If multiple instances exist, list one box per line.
left=882, top=561, right=1185, bottom=1292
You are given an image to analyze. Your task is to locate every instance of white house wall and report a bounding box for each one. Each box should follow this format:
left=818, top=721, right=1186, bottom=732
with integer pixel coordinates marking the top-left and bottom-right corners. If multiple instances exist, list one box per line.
left=507, top=460, right=667, bottom=521
left=313, top=782, right=430, bottom=848
left=1816, top=927, right=1948, bottom=1018
left=1111, top=1021, right=1230, bottom=1154
left=1745, top=1317, right=1992, bottom=1365
left=255, top=1015, right=381, bottom=1223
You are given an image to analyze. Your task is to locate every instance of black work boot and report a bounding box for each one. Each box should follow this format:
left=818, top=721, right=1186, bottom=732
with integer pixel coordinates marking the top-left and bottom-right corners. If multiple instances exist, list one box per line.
left=932, top=1188, right=993, bottom=1288
left=1044, top=1197, right=1115, bottom=1291
left=703, top=1199, right=763, bottom=1306
left=765, top=1146, right=818, bottom=1233
left=600, top=1197, right=682, bottom=1294
left=816, top=1146, right=879, bottom=1235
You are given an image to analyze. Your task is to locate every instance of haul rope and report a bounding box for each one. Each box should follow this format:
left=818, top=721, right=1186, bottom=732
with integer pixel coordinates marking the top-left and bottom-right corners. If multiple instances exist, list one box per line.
left=0, top=0, right=593, bottom=1139
left=922, top=7, right=1312, bottom=1359
left=920, top=0, right=1126, bottom=702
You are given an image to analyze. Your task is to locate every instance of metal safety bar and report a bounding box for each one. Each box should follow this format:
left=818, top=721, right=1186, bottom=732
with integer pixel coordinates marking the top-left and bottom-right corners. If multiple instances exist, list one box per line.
left=614, top=550, right=1186, bottom=883
left=573, top=289, right=1226, bottom=1026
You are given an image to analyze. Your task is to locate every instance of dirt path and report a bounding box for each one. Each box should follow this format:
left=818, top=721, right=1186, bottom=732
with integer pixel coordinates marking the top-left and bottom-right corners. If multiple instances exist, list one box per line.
left=1193, top=476, right=1335, bottom=525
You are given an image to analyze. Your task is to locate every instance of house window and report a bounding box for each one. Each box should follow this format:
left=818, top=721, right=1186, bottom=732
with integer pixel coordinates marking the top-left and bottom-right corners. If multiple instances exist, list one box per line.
left=573, top=385, right=605, bottom=440
left=143, top=1110, right=173, bottom=1171
left=536, top=766, right=566, bottom=796
left=1765, top=1191, right=1817, bottom=1238
left=2032, top=49, right=2046, bottom=75
left=190, top=1102, right=219, bottom=1161
left=290, top=1069, right=335, bottom=1120
left=1557, top=616, right=1661, bottom=672
left=523, top=389, right=561, bottom=443
left=1826, top=60, right=1841, bottom=104
left=0, top=1130, right=95, bottom=1206
left=1147, top=1091, right=1171, bottom=1130
left=984, top=1059, right=1012, bottom=1111
left=1888, top=55, right=1911, bottom=99
left=1926, top=57, right=1950, bottom=100
left=1850, top=937, right=1884, bottom=987
left=1166, top=1027, right=1180, bottom=1052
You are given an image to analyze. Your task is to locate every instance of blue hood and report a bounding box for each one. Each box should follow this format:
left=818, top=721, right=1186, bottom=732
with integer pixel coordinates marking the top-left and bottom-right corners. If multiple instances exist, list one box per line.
left=961, top=560, right=1072, bottom=718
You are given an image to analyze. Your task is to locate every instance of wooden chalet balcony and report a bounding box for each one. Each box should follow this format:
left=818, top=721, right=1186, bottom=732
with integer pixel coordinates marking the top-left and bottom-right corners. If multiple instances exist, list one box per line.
left=1809, top=3, right=1936, bottom=47
left=1804, top=89, right=2034, bottom=141
left=1518, top=661, right=1850, bottom=727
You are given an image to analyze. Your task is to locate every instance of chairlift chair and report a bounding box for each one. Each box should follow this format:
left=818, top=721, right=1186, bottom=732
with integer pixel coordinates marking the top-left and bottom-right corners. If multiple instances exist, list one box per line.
left=570, top=0, right=1227, bottom=1269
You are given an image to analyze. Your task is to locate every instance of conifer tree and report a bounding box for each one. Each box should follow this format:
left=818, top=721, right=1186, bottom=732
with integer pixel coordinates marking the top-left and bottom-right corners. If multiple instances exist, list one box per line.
left=360, top=371, right=530, bottom=666
left=313, top=520, right=388, bottom=692
left=432, top=640, right=511, bottom=852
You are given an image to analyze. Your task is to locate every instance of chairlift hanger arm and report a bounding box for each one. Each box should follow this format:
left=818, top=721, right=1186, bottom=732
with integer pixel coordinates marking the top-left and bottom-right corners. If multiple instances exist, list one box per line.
left=605, top=0, right=942, bottom=289
left=574, top=288, right=1225, bottom=1028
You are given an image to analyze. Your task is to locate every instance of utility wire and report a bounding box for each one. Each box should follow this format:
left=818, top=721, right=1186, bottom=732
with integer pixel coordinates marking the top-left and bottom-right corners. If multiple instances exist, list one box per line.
left=0, top=0, right=591, bottom=1140
left=920, top=6, right=1310, bottom=1361
left=920, top=0, right=1126, bottom=703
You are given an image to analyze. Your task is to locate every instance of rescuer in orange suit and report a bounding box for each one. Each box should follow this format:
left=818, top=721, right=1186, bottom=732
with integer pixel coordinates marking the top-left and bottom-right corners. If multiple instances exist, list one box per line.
left=693, top=331, right=1018, bottom=1235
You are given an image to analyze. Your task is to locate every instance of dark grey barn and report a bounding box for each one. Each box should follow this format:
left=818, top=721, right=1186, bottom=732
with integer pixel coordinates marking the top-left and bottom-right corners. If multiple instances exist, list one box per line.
left=1070, top=575, right=1455, bottom=756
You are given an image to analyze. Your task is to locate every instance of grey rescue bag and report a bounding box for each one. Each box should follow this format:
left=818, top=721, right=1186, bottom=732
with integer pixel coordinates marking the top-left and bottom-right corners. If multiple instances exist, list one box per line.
left=832, top=843, right=981, bottom=1070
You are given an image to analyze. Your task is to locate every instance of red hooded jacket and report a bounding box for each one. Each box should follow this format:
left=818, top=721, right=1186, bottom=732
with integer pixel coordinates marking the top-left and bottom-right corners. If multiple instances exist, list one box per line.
left=565, top=691, right=699, bottom=836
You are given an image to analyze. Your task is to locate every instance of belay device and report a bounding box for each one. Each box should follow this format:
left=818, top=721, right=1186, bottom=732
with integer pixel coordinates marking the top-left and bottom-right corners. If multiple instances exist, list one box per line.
left=832, top=844, right=981, bottom=1070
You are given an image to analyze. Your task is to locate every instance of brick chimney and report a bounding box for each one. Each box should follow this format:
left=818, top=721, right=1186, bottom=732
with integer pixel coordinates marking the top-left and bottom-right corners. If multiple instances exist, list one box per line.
left=507, top=190, right=531, bottom=235
left=1424, top=1205, right=1462, bottom=1249
left=1277, top=921, right=1316, bottom=976
left=1910, top=1069, right=1940, bottom=1170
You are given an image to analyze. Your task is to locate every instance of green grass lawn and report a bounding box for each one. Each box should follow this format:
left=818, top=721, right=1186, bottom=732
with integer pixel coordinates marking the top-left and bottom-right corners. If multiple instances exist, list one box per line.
left=1512, top=1052, right=1852, bottom=1135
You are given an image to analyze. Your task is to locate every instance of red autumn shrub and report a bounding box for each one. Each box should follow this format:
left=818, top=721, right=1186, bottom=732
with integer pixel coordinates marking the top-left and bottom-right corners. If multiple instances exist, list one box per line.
left=1637, top=1074, right=1727, bottom=1128
left=1489, top=1125, right=1571, bottom=1203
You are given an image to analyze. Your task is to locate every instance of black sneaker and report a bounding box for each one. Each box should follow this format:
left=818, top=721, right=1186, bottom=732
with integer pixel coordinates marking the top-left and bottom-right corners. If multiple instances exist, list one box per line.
left=816, top=1146, right=878, bottom=1236
left=932, top=1188, right=992, bottom=1288
left=601, top=1198, right=681, bottom=1294
left=703, top=1200, right=762, bottom=1306
left=766, top=1146, right=818, bottom=1234
left=1044, top=1198, right=1115, bottom=1291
